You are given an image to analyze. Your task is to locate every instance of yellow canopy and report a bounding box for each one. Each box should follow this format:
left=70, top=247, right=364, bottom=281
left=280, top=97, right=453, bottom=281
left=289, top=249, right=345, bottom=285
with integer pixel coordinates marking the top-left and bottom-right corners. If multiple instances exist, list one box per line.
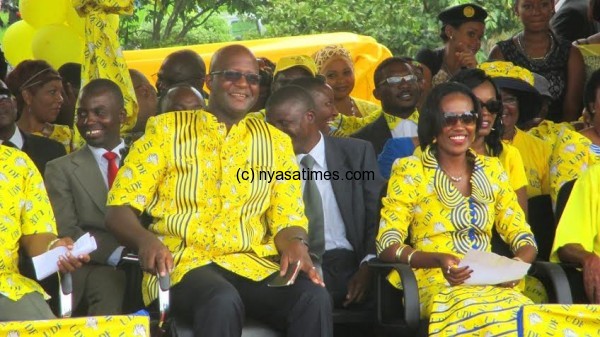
left=123, top=32, right=392, bottom=103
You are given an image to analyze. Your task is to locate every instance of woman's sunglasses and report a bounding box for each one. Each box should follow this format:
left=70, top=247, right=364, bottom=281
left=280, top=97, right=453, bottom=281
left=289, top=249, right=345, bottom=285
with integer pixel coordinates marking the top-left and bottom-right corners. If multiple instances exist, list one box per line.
left=210, top=70, right=262, bottom=85
left=443, top=111, right=478, bottom=126
left=478, top=99, right=503, bottom=114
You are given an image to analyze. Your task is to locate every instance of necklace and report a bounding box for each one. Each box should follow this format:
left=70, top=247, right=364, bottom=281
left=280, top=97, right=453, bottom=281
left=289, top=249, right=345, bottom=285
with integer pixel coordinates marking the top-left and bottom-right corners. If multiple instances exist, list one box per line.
left=349, top=99, right=358, bottom=117
left=440, top=167, right=463, bottom=182
left=516, top=32, right=554, bottom=62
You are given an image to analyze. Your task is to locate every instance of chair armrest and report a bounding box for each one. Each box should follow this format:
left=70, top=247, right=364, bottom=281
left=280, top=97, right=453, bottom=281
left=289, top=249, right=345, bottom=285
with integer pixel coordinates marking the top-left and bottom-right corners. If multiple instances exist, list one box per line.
left=368, top=259, right=420, bottom=334
left=59, top=273, right=73, bottom=318
left=529, top=261, right=572, bottom=304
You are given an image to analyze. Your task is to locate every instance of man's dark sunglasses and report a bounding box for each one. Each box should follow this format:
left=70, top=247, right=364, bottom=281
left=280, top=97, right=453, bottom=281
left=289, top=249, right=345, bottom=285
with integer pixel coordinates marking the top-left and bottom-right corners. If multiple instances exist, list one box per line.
left=210, top=70, right=261, bottom=85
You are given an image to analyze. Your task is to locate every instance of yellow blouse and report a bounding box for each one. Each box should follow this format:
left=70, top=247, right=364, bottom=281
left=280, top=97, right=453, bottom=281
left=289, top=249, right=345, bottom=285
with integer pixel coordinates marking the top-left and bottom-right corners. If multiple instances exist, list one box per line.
left=353, top=96, right=380, bottom=117
left=527, top=120, right=574, bottom=150
left=0, top=145, right=57, bottom=301
left=549, top=128, right=600, bottom=205
left=551, top=163, right=600, bottom=262
left=32, top=124, right=75, bottom=153
left=377, top=146, right=536, bottom=316
left=108, top=110, right=307, bottom=305
left=332, top=108, right=419, bottom=138
left=497, top=143, right=528, bottom=192
left=505, top=128, right=552, bottom=197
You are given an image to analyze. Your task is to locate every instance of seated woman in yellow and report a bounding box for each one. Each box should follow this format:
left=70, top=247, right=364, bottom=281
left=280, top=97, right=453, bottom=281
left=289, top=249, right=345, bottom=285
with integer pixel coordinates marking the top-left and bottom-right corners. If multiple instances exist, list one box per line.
left=549, top=69, right=600, bottom=204
left=0, top=144, right=89, bottom=320
left=480, top=61, right=551, bottom=198
left=5, top=60, right=74, bottom=153
left=377, top=82, right=537, bottom=336
left=313, top=44, right=380, bottom=118
left=452, top=68, right=529, bottom=214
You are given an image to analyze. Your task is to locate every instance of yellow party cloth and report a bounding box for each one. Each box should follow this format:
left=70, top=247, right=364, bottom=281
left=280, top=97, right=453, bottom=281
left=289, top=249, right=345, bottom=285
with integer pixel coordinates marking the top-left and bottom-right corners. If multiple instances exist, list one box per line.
left=0, top=315, right=149, bottom=336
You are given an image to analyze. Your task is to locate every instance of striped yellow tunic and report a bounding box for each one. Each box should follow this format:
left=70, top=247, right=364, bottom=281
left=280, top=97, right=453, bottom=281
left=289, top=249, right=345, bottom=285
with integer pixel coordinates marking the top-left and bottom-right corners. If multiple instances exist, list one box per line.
left=108, top=110, right=307, bottom=305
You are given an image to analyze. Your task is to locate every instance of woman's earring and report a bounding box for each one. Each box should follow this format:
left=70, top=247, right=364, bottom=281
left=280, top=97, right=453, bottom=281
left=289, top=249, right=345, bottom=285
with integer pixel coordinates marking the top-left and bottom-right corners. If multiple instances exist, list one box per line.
left=450, top=35, right=454, bottom=40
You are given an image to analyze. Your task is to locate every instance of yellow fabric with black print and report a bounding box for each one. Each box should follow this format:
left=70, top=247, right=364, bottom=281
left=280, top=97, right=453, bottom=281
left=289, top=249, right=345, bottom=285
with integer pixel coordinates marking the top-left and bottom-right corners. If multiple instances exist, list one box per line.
left=528, top=120, right=574, bottom=150
left=505, top=128, right=552, bottom=198
left=0, top=315, right=149, bottom=336
left=518, top=305, right=600, bottom=336
left=549, top=128, right=600, bottom=206
left=32, top=124, right=74, bottom=153
left=72, top=0, right=137, bottom=136
left=377, top=145, right=536, bottom=334
left=0, top=145, right=57, bottom=301
left=107, top=110, right=307, bottom=305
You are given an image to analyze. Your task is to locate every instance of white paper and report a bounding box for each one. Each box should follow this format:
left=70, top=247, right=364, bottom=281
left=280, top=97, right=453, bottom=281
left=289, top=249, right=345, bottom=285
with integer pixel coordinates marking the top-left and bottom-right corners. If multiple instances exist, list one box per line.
left=457, top=250, right=530, bottom=285
left=32, top=233, right=97, bottom=280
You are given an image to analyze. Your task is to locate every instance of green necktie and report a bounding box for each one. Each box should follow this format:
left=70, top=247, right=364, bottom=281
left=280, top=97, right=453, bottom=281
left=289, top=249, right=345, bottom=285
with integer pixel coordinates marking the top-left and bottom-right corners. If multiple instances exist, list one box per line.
left=301, top=154, right=325, bottom=262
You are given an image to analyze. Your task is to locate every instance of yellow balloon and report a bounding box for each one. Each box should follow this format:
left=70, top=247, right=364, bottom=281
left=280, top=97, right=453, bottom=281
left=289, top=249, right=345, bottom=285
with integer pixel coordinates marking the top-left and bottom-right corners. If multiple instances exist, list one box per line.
left=2, top=20, right=36, bottom=67
left=65, top=2, right=85, bottom=37
left=19, top=0, right=68, bottom=28
left=32, top=24, right=83, bottom=69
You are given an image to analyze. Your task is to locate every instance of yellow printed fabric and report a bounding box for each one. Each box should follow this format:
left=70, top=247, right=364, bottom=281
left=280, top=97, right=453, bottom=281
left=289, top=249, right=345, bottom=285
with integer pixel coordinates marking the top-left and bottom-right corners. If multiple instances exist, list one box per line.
left=107, top=110, right=307, bottom=305
left=330, top=108, right=381, bottom=137
left=505, top=128, right=552, bottom=197
left=0, top=146, right=57, bottom=301
left=518, top=304, right=600, bottom=336
left=377, top=146, right=536, bottom=335
left=246, top=109, right=266, bottom=120
left=576, top=43, right=600, bottom=81
left=528, top=120, right=574, bottom=150
left=549, top=129, right=600, bottom=205
left=32, top=124, right=75, bottom=153
left=0, top=315, right=149, bottom=336
left=498, top=143, right=528, bottom=192
left=73, top=0, right=137, bottom=134
left=376, top=147, right=535, bottom=336
left=550, top=163, right=600, bottom=262
left=353, top=96, right=380, bottom=117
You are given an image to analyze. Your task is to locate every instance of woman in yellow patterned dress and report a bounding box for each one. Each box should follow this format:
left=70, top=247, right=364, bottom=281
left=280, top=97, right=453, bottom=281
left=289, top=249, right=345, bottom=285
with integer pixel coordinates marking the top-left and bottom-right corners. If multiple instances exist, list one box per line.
left=377, top=82, right=537, bottom=336
left=313, top=44, right=380, bottom=118
left=5, top=60, right=74, bottom=152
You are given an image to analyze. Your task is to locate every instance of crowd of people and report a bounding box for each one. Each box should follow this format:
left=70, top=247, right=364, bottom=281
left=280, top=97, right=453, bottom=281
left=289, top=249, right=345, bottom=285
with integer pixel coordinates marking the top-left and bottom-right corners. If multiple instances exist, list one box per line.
left=2, top=1, right=600, bottom=336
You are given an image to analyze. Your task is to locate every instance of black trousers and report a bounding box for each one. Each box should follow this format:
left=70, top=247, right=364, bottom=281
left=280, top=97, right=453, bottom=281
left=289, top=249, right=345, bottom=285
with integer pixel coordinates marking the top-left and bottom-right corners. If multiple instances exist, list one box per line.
left=170, top=263, right=333, bottom=337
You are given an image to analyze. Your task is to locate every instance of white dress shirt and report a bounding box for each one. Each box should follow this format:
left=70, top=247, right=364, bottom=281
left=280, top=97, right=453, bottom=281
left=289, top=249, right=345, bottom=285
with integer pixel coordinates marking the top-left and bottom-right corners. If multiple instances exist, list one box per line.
left=8, top=127, right=24, bottom=149
left=390, top=119, right=418, bottom=138
left=87, top=140, right=126, bottom=266
left=297, top=133, right=374, bottom=265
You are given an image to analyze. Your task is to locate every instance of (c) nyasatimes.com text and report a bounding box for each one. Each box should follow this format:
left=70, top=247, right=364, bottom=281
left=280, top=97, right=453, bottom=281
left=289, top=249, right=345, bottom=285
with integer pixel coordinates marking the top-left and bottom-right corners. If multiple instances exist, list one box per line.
left=236, top=168, right=375, bottom=184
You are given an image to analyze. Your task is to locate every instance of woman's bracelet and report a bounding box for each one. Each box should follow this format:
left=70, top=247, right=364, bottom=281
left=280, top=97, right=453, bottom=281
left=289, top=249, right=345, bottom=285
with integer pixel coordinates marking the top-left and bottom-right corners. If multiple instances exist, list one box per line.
left=407, top=250, right=418, bottom=266
left=289, top=236, right=310, bottom=249
left=395, top=245, right=407, bottom=262
left=47, top=238, right=60, bottom=252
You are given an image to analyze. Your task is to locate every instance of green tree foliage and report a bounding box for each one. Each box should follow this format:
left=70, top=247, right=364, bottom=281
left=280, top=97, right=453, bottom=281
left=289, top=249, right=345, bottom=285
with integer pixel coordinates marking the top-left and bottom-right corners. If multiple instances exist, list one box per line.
left=255, top=0, right=521, bottom=57
left=119, top=0, right=264, bottom=49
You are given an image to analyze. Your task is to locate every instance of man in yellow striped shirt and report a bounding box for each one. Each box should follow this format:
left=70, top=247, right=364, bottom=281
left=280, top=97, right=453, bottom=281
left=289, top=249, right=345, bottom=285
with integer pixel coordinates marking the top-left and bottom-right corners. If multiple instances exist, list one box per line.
left=107, top=45, right=332, bottom=336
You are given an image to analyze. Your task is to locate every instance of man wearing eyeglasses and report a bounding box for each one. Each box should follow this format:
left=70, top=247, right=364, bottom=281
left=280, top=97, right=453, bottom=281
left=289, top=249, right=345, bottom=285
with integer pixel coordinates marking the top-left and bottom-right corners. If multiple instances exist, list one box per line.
left=352, top=57, right=422, bottom=155
left=106, top=44, right=332, bottom=337
left=154, top=49, right=208, bottom=99
left=0, top=79, right=66, bottom=174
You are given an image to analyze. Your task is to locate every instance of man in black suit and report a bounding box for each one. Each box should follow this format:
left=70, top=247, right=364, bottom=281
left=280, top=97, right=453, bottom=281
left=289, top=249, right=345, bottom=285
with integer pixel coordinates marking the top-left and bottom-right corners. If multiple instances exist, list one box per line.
left=266, top=85, right=384, bottom=312
left=352, top=57, right=421, bottom=155
left=0, top=80, right=65, bottom=174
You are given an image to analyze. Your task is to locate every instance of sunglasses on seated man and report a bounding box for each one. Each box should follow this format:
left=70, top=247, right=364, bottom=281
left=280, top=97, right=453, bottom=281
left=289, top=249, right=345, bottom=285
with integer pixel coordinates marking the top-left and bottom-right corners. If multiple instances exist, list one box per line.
left=377, top=74, right=417, bottom=87
left=210, top=70, right=262, bottom=85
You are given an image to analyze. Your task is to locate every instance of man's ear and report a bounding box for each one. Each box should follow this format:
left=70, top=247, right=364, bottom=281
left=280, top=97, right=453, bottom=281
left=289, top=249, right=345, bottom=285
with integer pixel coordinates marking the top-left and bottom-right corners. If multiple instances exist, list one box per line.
left=373, top=87, right=381, bottom=101
left=205, top=73, right=213, bottom=91
left=306, top=109, right=316, bottom=122
left=119, top=108, right=126, bottom=124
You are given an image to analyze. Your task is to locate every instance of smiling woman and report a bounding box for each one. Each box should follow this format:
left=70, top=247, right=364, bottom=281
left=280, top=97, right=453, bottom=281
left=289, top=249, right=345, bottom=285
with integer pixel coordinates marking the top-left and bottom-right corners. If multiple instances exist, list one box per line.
left=376, top=81, right=538, bottom=336
left=313, top=44, right=380, bottom=118
left=5, top=60, right=73, bottom=152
